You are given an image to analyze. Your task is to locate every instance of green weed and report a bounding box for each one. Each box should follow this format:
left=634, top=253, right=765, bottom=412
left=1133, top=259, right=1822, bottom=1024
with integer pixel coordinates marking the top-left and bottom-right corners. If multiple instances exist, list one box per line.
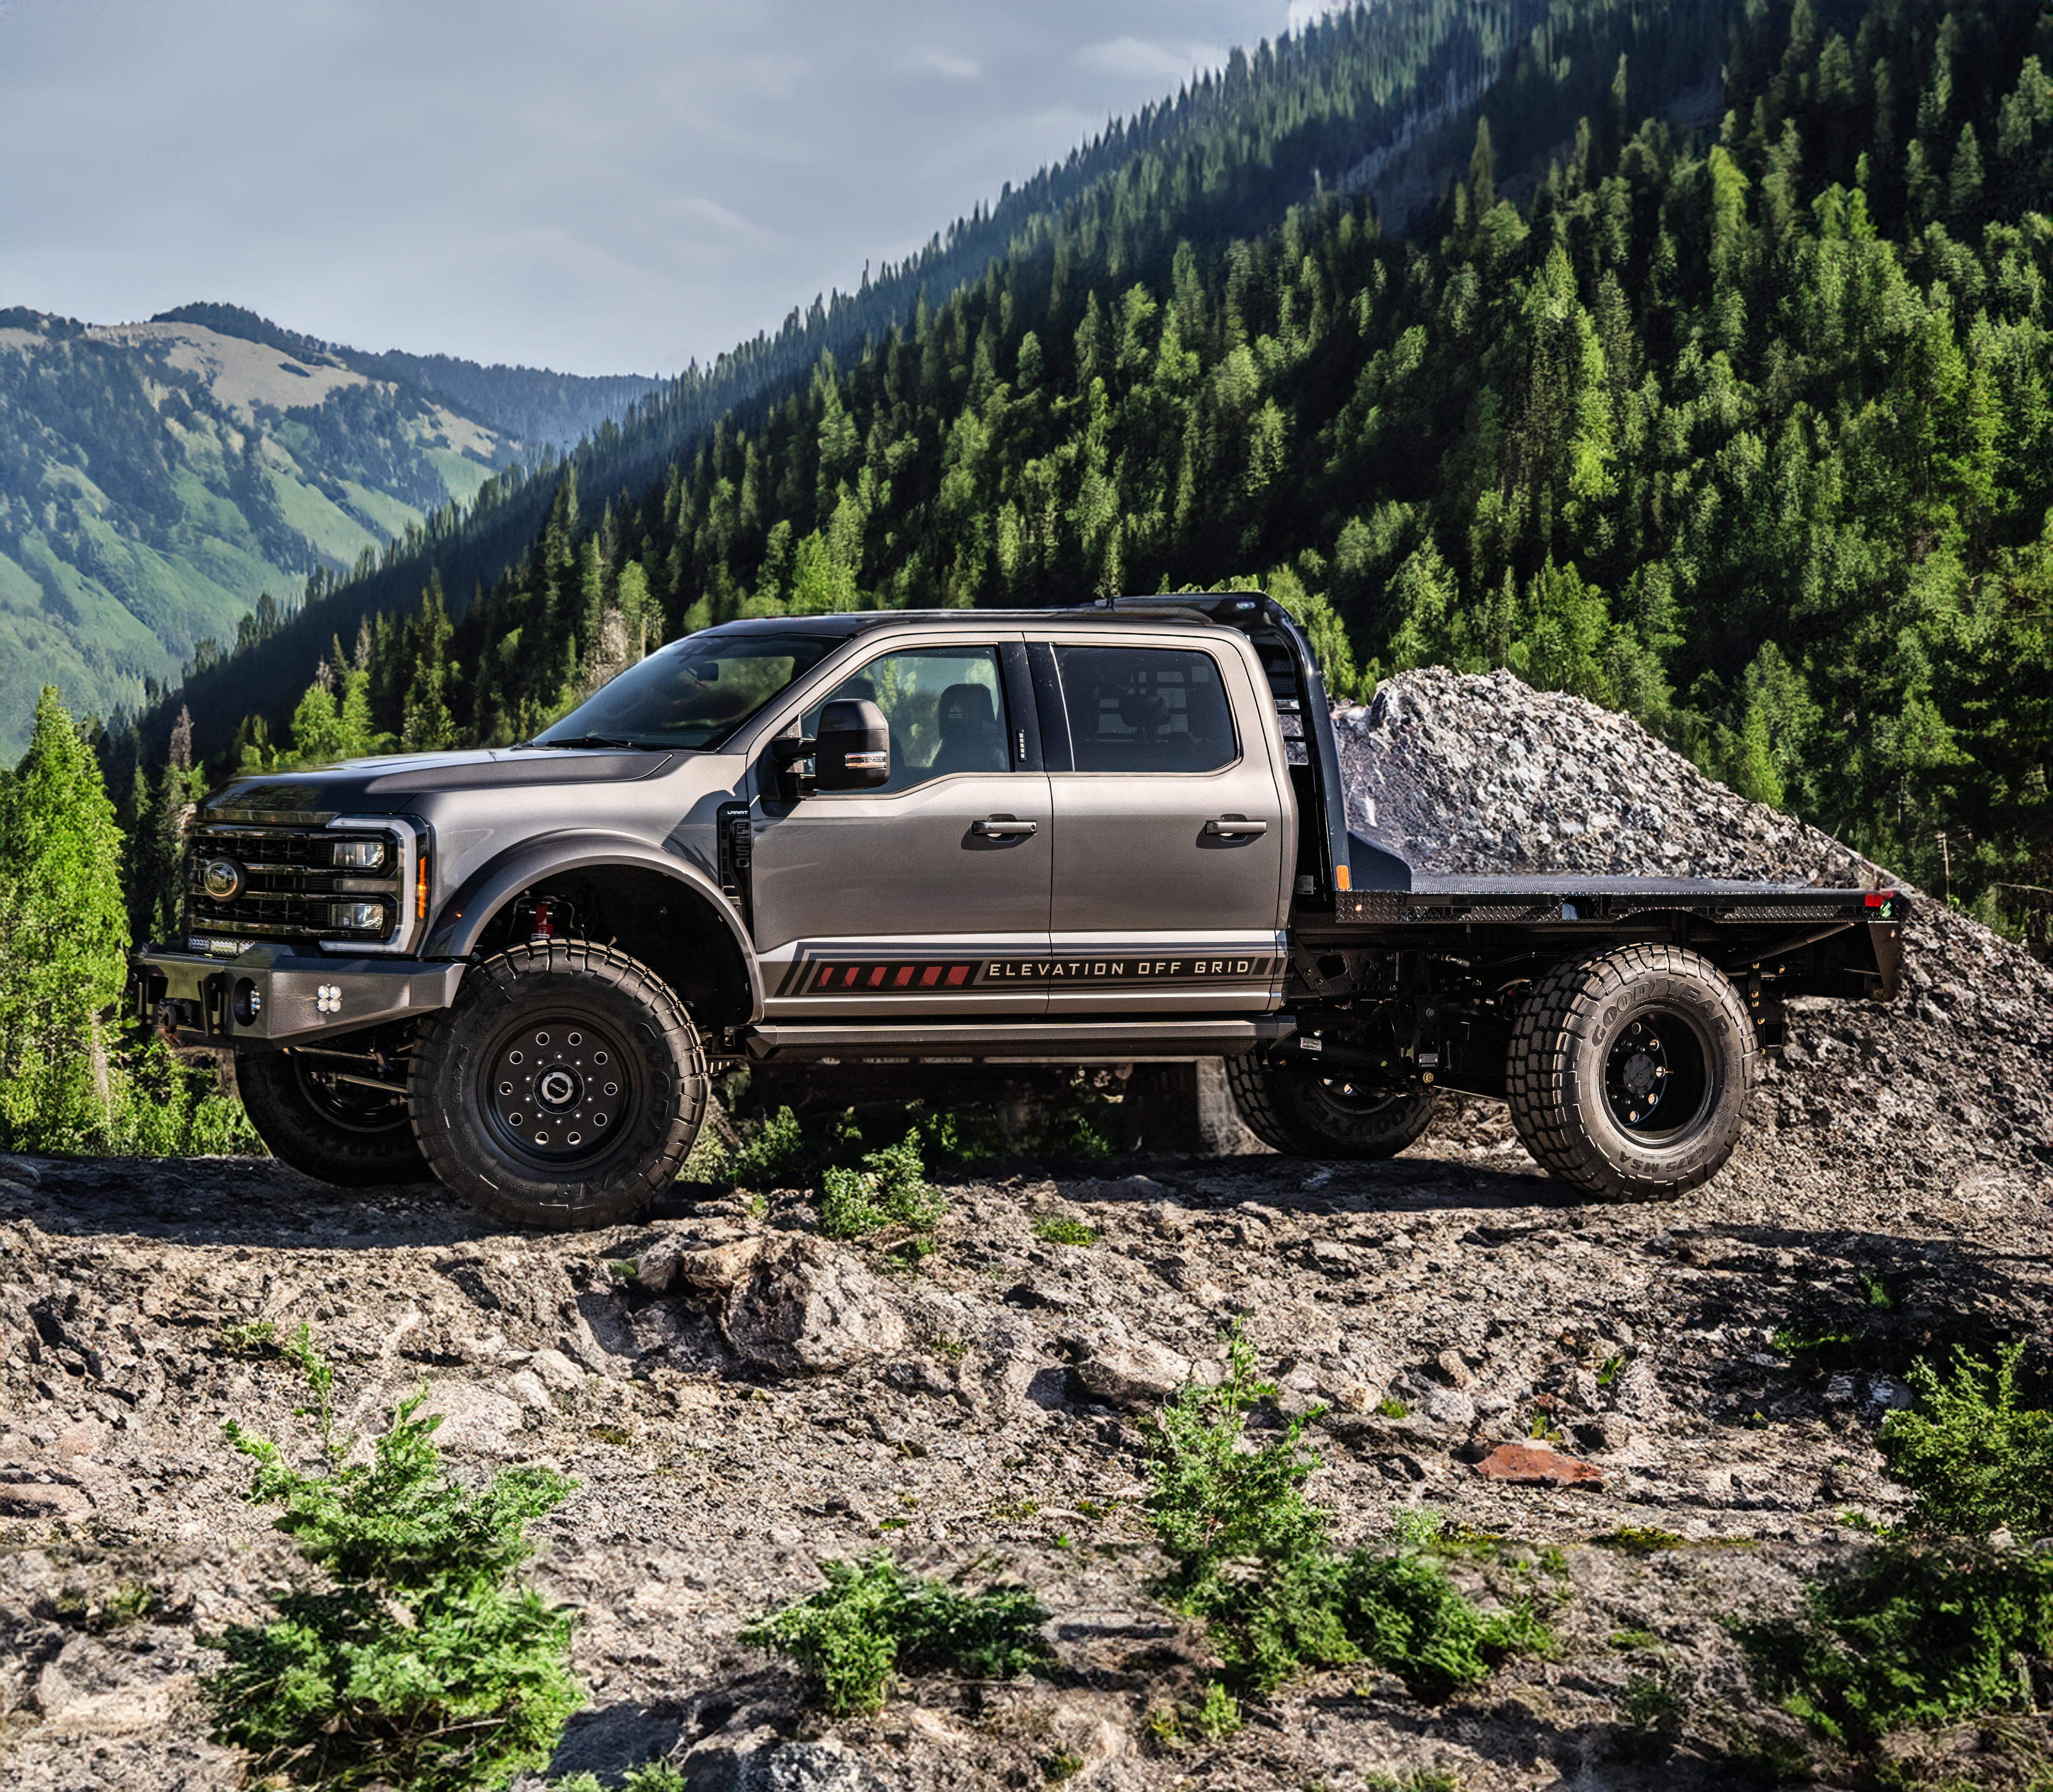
left=1190, top=1681, right=1242, bottom=1740
left=1041, top=1745, right=1084, bottom=1781
left=728, top=1104, right=809, bottom=1188
left=1376, top=1395, right=1409, bottom=1419
left=1032, top=1216, right=1099, bottom=1247
left=215, top=1320, right=278, bottom=1357
left=1609, top=1628, right=1663, bottom=1652
left=1361, top=1772, right=1461, bottom=1792
left=741, top=1552, right=1049, bottom=1715
left=1880, top=1342, right=2053, bottom=1537
left=1594, top=1526, right=1687, bottom=1555
left=550, top=1765, right=687, bottom=1792
left=202, top=1329, right=583, bottom=1791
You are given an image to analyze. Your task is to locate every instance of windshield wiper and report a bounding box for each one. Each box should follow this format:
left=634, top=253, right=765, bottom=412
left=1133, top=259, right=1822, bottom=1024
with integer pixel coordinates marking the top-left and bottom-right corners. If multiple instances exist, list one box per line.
left=520, top=734, right=652, bottom=751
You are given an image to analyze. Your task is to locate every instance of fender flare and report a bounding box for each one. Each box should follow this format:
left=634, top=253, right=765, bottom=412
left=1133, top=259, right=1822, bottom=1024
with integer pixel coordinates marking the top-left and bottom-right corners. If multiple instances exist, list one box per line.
left=424, top=830, right=764, bottom=1020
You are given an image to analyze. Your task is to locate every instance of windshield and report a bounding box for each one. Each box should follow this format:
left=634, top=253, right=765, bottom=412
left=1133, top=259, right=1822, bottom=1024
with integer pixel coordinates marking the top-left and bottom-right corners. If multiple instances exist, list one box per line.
left=533, top=630, right=840, bottom=750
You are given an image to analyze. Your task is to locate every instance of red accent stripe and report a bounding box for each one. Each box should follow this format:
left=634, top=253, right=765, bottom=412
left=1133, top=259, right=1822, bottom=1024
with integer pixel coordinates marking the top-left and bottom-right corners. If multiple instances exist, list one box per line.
left=893, top=965, right=914, bottom=986
left=945, top=964, right=970, bottom=986
left=920, top=965, right=942, bottom=986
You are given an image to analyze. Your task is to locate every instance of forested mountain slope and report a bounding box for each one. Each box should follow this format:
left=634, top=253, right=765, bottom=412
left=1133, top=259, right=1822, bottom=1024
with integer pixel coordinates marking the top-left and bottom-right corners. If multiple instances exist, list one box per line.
left=125, top=0, right=2053, bottom=936
left=0, top=309, right=521, bottom=755
left=137, top=0, right=1724, bottom=767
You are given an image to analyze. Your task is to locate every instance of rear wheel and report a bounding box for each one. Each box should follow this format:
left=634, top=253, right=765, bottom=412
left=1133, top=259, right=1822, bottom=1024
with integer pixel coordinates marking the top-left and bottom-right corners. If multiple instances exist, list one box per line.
left=1506, top=943, right=1754, bottom=1200
left=410, top=941, right=706, bottom=1230
left=237, top=1037, right=432, bottom=1186
left=1224, top=1054, right=1438, bottom=1159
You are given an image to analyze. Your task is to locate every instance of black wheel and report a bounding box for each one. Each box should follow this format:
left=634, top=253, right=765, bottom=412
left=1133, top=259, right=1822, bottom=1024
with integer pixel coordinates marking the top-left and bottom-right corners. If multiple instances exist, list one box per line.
left=237, top=1037, right=432, bottom=1186
left=1506, top=943, right=1755, bottom=1200
left=1224, top=1053, right=1438, bottom=1158
left=410, top=941, right=706, bottom=1230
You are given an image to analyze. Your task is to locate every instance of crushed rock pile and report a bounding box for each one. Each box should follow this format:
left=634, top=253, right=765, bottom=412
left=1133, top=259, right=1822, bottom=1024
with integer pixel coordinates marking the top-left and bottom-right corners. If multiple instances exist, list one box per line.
left=1334, top=666, right=1886, bottom=887
left=0, top=670, right=2047, bottom=1792
left=1339, top=668, right=2053, bottom=1195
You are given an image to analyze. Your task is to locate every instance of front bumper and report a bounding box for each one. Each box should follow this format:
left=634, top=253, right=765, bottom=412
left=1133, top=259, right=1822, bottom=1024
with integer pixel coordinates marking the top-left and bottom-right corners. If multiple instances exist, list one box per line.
left=131, top=944, right=466, bottom=1049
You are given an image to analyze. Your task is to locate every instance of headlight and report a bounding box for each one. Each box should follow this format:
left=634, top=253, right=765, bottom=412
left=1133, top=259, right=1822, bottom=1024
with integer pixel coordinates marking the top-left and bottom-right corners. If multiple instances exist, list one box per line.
left=328, top=839, right=388, bottom=871
left=328, top=901, right=387, bottom=933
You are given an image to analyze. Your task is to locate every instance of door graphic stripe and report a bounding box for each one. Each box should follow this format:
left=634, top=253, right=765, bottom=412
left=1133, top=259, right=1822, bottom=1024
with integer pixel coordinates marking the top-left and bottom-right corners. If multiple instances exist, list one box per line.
left=800, top=955, right=1279, bottom=994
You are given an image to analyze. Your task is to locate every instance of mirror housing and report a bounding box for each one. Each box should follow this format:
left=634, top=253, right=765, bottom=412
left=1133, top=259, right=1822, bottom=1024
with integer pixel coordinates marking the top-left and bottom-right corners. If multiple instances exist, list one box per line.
left=815, top=698, right=890, bottom=791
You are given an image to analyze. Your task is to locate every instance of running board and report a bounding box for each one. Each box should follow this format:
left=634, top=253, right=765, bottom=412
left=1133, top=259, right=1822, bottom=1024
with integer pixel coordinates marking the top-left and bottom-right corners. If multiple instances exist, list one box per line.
left=739, top=1015, right=1294, bottom=1064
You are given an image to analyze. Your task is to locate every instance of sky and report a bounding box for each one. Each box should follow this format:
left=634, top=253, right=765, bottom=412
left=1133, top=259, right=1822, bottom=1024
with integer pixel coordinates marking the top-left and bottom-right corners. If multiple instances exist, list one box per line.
left=1, top=0, right=1340, bottom=378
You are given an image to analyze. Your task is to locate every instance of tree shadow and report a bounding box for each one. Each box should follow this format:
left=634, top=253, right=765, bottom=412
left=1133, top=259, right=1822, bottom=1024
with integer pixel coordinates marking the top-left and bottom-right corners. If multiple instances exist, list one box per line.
left=1657, top=1220, right=2053, bottom=1425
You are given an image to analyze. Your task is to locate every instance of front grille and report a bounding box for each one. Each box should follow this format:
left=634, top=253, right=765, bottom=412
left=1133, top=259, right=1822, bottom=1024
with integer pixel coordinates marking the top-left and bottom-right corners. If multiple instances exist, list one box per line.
left=185, top=825, right=401, bottom=945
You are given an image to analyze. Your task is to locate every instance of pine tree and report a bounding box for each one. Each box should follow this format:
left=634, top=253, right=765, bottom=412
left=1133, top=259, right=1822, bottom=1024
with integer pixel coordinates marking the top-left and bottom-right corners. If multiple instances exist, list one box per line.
left=0, top=688, right=131, bottom=1150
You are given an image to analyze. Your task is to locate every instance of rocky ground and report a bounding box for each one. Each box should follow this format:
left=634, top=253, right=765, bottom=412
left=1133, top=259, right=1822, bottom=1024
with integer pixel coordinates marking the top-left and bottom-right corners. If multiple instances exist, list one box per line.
left=3, top=671, right=2049, bottom=1792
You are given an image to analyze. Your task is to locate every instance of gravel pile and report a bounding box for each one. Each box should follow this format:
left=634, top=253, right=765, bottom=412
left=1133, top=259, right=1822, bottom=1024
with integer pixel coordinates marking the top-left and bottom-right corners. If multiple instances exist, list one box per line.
left=0, top=669, right=2046, bottom=1792
left=1335, top=666, right=1885, bottom=887
left=1340, top=668, right=2053, bottom=1194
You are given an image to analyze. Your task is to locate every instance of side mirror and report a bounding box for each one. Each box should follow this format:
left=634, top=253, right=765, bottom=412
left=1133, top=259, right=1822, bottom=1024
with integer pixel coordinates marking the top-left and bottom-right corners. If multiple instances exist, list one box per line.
left=815, top=698, right=890, bottom=791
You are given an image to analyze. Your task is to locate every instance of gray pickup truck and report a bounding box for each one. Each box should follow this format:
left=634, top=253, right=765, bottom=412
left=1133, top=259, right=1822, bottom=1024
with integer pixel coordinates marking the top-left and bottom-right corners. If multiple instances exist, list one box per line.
left=133, top=596, right=1902, bottom=1228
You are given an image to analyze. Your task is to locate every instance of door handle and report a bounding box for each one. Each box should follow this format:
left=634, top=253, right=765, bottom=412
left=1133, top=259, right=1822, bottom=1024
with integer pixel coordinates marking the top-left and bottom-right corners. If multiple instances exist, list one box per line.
left=971, top=817, right=1038, bottom=837
left=1204, top=817, right=1268, bottom=836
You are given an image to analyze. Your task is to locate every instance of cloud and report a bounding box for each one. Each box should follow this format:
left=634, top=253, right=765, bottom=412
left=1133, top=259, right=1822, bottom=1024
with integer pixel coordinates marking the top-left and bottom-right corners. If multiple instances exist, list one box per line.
left=912, top=46, right=979, bottom=80
left=1287, top=0, right=1351, bottom=34
left=1075, top=35, right=1227, bottom=83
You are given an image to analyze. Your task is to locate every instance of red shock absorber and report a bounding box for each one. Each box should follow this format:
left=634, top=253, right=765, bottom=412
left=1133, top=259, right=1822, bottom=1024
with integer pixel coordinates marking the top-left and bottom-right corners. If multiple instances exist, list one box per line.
left=529, top=898, right=555, bottom=943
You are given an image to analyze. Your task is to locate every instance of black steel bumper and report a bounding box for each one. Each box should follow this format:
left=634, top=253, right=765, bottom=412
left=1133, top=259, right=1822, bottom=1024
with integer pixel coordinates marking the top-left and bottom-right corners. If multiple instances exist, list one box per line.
left=130, top=945, right=466, bottom=1049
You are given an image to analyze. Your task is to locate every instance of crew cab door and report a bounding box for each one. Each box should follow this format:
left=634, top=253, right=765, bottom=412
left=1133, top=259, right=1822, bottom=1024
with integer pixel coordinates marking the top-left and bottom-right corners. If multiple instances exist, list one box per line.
left=1030, top=631, right=1290, bottom=1015
left=748, top=637, right=1053, bottom=1017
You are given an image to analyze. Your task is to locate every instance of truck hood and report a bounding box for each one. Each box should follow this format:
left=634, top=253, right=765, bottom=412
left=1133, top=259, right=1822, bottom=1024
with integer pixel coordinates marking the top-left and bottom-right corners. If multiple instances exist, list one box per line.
left=202, top=747, right=678, bottom=819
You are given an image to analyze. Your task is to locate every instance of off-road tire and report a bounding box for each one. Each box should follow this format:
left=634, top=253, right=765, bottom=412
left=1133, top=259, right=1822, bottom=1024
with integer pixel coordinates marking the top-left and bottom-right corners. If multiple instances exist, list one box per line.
left=237, top=1042, right=432, bottom=1186
left=1224, top=1053, right=1439, bottom=1159
left=1506, top=943, right=1754, bottom=1201
left=410, top=941, right=706, bottom=1230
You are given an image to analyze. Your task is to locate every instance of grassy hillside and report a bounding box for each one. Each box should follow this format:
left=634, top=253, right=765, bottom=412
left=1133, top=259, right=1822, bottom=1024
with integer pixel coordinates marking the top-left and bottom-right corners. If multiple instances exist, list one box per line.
left=0, top=309, right=520, bottom=753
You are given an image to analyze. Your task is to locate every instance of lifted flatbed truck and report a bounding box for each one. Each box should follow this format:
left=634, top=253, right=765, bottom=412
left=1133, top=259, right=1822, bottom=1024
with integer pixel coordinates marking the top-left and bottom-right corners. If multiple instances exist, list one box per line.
left=133, top=594, right=1902, bottom=1228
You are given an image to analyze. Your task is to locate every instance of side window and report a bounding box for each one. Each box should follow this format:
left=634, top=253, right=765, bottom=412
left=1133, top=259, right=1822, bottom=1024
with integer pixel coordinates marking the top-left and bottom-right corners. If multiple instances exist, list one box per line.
left=1055, top=645, right=1238, bottom=774
left=804, top=644, right=1010, bottom=792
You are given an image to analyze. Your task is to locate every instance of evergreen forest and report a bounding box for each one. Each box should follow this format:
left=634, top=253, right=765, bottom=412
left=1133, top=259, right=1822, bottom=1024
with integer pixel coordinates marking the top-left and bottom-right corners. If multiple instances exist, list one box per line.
left=89, top=0, right=2053, bottom=955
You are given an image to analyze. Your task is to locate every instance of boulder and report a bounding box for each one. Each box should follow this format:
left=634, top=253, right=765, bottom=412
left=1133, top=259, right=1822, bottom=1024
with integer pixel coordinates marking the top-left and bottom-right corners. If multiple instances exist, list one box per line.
left=1071, top=1338, right=1218, bottom=1411
left=722, top=1237, right=907, bottom=1376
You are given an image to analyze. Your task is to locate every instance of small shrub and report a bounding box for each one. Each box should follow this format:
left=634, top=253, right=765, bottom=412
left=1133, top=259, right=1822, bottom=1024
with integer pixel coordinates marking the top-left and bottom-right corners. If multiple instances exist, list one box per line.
left=742, top=1553, right=1049, bottom=1715
left=1880, top=1342, right=2053, bottom=1537
left=202, top=1328, right=583, bottom=1791
left=1735, top=1541, right=2053, bottom=1749
left=1143, top=1323, right=1546, bottom=1700
left=728, top=1104, right=808, bottom=1188
left=1333, top=1544, right=1548, bottom=1701
left=1032, top=1216, right=1098, bottom=1247
left=1620, top=1666, right=1683, bottom=1728
left=818, top=1129, right=944, bottom=1239
left=1146, top=1321, right=1328, bottom=1576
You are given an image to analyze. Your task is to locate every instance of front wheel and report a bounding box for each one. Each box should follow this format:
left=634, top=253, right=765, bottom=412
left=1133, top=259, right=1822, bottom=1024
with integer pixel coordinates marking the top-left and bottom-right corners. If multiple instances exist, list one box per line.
left=1505, top=943, right=1755, bottom=1200
left=410, top=941, right=706, bottom=1230
left=237, top=1037, right=432, bottom=1186
left=1224, top=1054, right=1438, bottom=1159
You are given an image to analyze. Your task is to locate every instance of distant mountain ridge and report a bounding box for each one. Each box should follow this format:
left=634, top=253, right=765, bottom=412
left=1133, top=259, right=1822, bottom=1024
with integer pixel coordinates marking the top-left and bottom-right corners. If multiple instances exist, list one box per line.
left=0, top=302, right=667, bottom=755
left=150, top=304, right=664, bottom=451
